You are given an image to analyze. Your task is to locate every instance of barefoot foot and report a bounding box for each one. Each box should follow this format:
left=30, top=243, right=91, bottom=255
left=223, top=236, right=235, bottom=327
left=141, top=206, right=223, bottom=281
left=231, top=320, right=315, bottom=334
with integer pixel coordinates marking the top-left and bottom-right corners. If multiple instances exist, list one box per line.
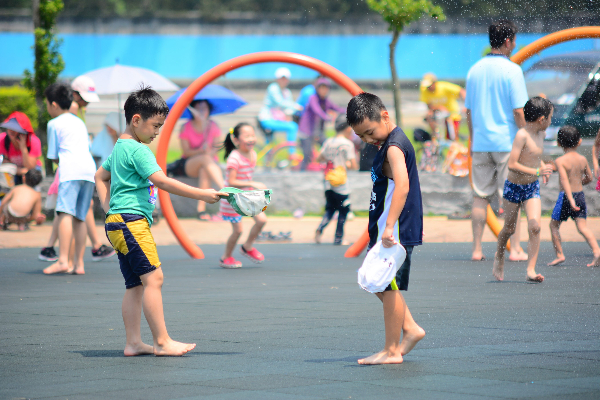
left=508, top=250, right=528, bottom=262
left=548, top=256, right=566, bottom=266
left=399, top=326, right=426, bottom=356
left=154, top=340, right=196, bottom=356
left=471, top=252, right=486, bottom=261
left=124, top=342, right=154, bottom=356
left=526, top=273, right=544, bottom=282
left=492, top=252, right=504, bottom=281
left=69, top=268, right=85, bottom=275
left=43, top=262, right=70, bottom=275
left=358, top=350, right=403, bottom=365
left=587, top=253, right=600, bottom=267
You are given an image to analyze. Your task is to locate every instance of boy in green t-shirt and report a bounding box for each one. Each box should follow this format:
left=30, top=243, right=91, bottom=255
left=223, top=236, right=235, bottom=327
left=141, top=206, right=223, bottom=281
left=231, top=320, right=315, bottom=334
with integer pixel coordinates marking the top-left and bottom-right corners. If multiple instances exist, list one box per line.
left=95, top=87, right=228, bottom=357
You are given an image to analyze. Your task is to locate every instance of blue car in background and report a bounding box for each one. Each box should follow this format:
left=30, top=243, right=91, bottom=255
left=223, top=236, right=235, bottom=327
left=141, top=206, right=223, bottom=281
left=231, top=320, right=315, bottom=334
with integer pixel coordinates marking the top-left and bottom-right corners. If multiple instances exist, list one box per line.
left=524, top=50, right=600, bottom=140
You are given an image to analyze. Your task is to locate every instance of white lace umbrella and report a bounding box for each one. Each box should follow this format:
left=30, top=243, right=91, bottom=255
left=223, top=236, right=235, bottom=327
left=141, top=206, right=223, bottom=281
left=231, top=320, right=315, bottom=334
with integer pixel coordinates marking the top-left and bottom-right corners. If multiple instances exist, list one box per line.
left=82, top=64, right=179, bottom=131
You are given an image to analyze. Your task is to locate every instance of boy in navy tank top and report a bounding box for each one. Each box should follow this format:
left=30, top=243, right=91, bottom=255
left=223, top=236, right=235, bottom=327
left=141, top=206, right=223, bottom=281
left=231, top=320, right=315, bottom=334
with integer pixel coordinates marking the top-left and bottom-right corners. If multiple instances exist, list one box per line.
left=347, top=93, right=425, bottom=365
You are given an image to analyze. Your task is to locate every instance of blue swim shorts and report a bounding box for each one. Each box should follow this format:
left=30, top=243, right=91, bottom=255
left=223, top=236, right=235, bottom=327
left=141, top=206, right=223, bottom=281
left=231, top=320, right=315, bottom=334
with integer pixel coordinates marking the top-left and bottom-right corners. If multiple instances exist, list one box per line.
left=105, top=213, right=161, bottom=289
left=222, top=215, right=242, bottom=224
left=56, top=180, right=95, bottom=221
left=503, top=180, right=540, bottom=204
left=551, top=191, right=587, bottom=221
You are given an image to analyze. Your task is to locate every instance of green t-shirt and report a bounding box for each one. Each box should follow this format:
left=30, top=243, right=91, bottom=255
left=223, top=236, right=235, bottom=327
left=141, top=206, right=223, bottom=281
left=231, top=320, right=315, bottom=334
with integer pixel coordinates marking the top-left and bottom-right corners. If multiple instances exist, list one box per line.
left=102, top=139, right=162, bottom=225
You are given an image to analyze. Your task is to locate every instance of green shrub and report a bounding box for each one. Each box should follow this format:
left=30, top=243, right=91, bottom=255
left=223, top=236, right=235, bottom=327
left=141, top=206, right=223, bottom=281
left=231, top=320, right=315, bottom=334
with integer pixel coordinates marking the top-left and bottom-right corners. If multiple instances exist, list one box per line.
left=0, top=85, right=39, bottom=130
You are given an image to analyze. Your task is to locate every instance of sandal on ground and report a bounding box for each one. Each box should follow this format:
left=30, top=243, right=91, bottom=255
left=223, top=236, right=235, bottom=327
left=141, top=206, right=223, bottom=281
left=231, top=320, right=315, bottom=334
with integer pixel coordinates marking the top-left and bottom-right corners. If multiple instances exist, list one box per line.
left=197, top=211, right=211, bottom=221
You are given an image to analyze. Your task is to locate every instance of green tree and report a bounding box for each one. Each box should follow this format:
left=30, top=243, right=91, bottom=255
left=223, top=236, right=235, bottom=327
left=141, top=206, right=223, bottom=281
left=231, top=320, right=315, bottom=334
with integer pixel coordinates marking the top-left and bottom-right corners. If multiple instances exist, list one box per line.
left=23, top=0, right=65, bottom=175
left=366, top=0, right=444, bottom=126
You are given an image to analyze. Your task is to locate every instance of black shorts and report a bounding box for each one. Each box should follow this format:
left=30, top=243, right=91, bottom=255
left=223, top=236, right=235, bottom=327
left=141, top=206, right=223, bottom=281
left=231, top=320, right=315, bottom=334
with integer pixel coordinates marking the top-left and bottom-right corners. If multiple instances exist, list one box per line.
left=384, top=245, right=414, bottom=291
left=551, top=191, right=586, bottom=221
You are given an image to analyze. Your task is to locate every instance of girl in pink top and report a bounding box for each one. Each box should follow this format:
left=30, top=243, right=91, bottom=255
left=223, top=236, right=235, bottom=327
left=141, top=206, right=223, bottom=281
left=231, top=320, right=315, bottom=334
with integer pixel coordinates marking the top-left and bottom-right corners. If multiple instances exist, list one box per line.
left=179, top=100, right=224, bottom=220
left=219, top=123, right=267, bottom=268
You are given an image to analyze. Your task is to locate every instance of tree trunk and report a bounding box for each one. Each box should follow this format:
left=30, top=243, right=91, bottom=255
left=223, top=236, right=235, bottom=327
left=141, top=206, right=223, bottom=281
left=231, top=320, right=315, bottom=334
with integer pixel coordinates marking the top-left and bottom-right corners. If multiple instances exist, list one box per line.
left=389, top=27, right=402, bottom=127
left=32, top=0, right=53, bottom=175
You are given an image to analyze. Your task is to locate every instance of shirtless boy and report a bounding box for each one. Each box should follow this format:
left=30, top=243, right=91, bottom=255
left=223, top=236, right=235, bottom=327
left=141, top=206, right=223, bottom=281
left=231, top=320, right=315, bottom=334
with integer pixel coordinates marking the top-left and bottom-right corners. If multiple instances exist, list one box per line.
left=493, top=97, right=554, bottom=282
left=0, top=168, right=45, bottom=230
left=548, top=125, right=600, bottom=267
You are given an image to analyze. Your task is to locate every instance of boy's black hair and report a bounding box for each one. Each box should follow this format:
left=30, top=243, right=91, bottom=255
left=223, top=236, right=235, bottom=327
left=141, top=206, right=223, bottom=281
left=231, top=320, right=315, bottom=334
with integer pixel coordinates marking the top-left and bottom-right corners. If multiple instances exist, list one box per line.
left=523, top=96, right=553, bottom=122
left=222, top=122, right=252, bottom=159
left=44, top=83, right=73, bottom=110
left=346, top=92, right=387, bottom=127
left=489, top=20, right=518, bottom=49
left=24, top=168, right=43, bottom=188
left=124, top=85, right=170, bottom=124
left=557, top=125, right=580, bottom=149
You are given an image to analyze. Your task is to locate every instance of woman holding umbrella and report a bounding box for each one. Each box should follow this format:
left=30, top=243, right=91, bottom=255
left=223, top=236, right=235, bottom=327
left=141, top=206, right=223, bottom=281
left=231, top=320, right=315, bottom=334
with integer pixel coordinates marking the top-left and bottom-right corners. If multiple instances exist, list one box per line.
left=180, top=99, right=225, bottom=220
left=167, top=84, right=247, bottom=220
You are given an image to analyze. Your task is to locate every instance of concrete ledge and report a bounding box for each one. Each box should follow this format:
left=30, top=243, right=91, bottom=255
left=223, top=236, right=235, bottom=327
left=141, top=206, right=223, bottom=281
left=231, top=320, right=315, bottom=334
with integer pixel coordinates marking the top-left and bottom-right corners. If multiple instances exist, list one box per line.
left=39, top=170, right=600, bottom=218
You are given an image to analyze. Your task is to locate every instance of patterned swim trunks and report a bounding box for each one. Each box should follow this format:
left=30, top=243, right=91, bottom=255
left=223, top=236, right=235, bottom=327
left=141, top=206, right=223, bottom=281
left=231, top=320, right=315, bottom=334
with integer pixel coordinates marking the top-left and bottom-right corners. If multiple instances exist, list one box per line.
left=503, top=180, right=540, bottom=204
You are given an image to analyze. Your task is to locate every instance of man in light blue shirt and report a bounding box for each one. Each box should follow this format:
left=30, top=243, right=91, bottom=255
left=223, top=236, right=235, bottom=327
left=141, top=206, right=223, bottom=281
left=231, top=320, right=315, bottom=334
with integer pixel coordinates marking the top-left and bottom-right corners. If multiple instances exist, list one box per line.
left=465, top=20, right=529, bottom=262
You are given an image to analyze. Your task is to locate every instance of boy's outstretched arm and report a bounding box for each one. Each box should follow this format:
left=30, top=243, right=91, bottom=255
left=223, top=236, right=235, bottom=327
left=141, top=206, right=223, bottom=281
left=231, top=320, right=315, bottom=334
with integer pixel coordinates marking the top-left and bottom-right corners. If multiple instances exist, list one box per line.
left=583, top=160, right=593, bottom=186
left=507, top=132, right=552, bottom=178
left=382, top=146, right=409, bottom=248
left=95, top=166, right=112, bottom=213
left=593, top=128, right=600, bottom=178
left=149, top=170, right=228, bottom=204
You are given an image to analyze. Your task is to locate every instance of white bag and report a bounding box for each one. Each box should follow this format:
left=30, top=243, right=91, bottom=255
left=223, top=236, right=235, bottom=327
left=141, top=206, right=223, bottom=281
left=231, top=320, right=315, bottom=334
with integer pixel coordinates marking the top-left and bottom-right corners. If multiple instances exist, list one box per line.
left=357, top=241, right=407, bottom=293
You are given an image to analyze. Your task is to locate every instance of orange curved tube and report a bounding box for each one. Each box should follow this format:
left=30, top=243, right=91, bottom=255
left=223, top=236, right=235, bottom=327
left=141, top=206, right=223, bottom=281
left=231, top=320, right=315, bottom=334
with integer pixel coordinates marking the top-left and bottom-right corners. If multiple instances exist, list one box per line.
left=511, top=27, right=600, bottom=65
left=157, top=51, right=363, bottom=259
left=345, top=228, right=370, bottom=258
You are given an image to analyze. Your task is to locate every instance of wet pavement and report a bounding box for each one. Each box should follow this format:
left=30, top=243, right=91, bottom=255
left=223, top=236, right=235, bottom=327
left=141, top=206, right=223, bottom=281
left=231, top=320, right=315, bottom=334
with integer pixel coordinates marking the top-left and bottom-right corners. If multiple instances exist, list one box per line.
left=1, top=242, right=599, bottom=399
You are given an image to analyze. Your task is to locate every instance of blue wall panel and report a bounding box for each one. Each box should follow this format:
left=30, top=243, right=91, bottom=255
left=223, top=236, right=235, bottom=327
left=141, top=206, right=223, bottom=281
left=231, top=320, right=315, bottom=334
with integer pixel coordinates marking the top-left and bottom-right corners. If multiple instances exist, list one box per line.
left=1, top=32, right=599, bottom=80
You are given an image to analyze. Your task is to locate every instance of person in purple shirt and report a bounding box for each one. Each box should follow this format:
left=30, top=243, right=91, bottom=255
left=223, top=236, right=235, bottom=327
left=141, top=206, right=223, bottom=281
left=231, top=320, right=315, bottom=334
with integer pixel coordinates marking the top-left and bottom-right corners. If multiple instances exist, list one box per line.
left=298, top=78, right=346, bottom=170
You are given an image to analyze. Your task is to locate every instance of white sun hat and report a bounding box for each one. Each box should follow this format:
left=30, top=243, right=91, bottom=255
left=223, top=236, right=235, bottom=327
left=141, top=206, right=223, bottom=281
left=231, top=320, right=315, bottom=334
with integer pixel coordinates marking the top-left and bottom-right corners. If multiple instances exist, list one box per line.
left=357, top=241, right=407, bottom=293
left=71, top=75, right=100, bottom=103
left=274, top=67, right=292, bottom=79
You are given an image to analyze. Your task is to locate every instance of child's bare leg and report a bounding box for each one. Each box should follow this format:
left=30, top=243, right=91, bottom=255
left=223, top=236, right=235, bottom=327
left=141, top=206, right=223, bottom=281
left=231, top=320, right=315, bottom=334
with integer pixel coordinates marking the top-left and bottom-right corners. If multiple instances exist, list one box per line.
left=358, top=291, right=405, bottom=365
left=548, top=219, right=565, bottom=266
left=398, top=305, right=425, bottom=356
left=43, top=213, right=72, bottom=274
left=46, top=215, right=60, bottom=247
left=197, top=169, right=209, bottom=213
left=222, top=222, right=242, bottom=259
left=574, top=218, right=600, bottom=267
left=140, top=269, right=196, bottom=356
left=243, top=213, right=266, bottom=251
left=122, top=285, right=153, bottom=356
left=85, top=203, right=102, bottom=250
left=523, top=198, right=544, bottom=282
left=493, top=201, right=519, bottom=281
left=509, top=214, right=528, bottom=261
left=471, top=197, right=488, bottom=260
left=374, top=294, right=425, bottom=356
left=70, top=218, right=87, bottom=274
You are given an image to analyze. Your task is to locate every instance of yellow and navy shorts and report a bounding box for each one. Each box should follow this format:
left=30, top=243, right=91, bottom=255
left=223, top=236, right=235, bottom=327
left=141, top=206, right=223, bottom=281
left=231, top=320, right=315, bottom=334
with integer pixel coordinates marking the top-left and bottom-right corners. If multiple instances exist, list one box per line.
left=105, top=213, right=161, bottom=289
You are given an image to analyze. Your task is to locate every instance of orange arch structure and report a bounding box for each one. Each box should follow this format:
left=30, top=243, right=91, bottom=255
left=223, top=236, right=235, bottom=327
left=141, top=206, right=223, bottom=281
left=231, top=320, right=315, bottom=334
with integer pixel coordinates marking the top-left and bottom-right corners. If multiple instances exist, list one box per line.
left=346, top=26, right=600, bottom=258
left=157, top=51, right=363, bottom=259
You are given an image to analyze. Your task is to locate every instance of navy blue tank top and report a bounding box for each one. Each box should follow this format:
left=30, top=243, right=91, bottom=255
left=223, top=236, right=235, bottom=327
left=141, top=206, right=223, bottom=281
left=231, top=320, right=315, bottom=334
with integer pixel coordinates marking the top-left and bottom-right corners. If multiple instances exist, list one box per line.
left=368, top=127, right=423, bottom=248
